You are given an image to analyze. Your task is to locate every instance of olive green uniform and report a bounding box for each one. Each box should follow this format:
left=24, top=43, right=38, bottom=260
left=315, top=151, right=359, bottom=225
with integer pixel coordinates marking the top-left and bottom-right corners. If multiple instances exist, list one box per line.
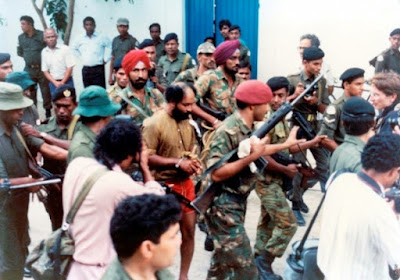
left=111, top=34, right=138, bottom=60
left=205, top=112, right=259, bottom=280
left=154, top=40, right=165, bottom=64
left=329, top=134, right=365, bottom=174
left=67, top=124, right=96, bottom=164
left=374, top=48, right=400, bottom=74
left=158, top=51, right=195, bottom=86
left=101, top=258, right=174, bottom=280
left=254, top=110, right=297, bottom=258
left=17, top=29, right=51, bottom=110
left=319, top=94, right=347, bottom=144
left=195, top=67, right=242, bottom=115
left=0, top=125, right=43, bottom=280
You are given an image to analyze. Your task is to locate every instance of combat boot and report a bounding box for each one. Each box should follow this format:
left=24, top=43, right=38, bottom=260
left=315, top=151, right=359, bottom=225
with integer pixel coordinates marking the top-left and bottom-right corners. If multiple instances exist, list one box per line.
left=255, top=251, right=283, bottom=280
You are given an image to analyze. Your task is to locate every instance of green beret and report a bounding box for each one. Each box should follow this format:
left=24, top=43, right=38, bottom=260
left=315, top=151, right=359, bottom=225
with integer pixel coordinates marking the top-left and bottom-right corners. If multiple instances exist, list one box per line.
left=267, top=76, right=290, bottom=92
left=340, top=68, right=365, bottom=82
left=73, top=86, right=121, bottom=117
left=342, top=97, right=375, bottom=122
left=303, top=46, right=324, bottom=61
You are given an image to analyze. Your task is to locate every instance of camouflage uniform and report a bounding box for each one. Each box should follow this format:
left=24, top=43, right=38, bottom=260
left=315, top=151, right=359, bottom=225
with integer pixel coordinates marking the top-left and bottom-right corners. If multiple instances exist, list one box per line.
left=319, top=94, right=347, bottom=144
left=254, top=110, right=297, bottom=258
left=158, top=51, right=195, bottom=86
left=329, top=134, right=365, bottom=174
left=205, top=112, right=259, bottom=280
left=107, top=83, right=125, bottom=103
left=195, top=67, right=242, bottom=115
left=287, top=71, right=330, bottom=197
left=174, top=67, right=198, bottom=84
left=118, top=86, right=165, bottom=124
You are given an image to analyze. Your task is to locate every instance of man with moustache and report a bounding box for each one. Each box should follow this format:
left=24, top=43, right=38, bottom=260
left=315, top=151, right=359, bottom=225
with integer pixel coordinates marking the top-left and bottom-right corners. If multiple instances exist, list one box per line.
left=142, top=83, right=201, bottom=280
left=194, top=39, right=243, bottom=117
left=319, top=68, right=365, bottom=150
left=107, top=57, right=129, bottom=102
left=20, top=85, right=80, bottom=230
left=119, top=50, right=165, bottom=124
left=0, top=53, right=13, bottom=81
left=174, top=42, right=216, bottom=84
left=138, top=39, right=167, bottom=93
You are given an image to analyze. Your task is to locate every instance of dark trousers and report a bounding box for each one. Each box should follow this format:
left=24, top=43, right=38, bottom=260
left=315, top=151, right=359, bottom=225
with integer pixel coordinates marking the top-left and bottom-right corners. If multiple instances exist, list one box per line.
left=25, top=67, right=52, bottom=110
left=82, top=65, right=105, bottom=88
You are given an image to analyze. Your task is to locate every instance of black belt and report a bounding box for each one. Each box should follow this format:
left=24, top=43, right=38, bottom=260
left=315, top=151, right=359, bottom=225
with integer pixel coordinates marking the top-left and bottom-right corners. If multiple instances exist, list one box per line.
left=83, top=64, right=103, bottom=69
left=29, top=64, right=40, bottom=69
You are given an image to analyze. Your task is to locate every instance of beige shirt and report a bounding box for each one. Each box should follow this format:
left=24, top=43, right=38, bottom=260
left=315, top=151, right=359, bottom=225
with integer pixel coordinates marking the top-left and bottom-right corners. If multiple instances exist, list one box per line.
left=62, top=157, right=164, bottom=278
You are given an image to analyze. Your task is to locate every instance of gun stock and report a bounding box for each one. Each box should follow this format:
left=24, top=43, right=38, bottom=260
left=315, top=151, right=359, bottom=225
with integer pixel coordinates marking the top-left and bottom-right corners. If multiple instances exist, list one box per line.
left=191, top=74, right=324, bottom=214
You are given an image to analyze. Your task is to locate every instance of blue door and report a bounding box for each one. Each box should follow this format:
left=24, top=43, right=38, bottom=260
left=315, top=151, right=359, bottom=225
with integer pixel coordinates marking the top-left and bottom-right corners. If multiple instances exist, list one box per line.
left=185, top=0, right=259, bottom=78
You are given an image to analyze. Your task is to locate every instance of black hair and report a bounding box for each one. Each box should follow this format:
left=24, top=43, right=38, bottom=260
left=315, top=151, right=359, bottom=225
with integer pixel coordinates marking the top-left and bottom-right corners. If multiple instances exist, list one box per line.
left=343, top=120, right=374, bottom=136
left=149, top=23, right=161, bottom=31
left=239, top=60, right=251, bottom=71
left=204, top=36, right=215, bottom=46
left=165, top=83, right=196, bottom=104
left=229, top=25, right=241, bottom=33
left=218, top=19, right=231, bottom=30
left=110, top=194, right=181, bottom=259
left=236, top=99, right=248, bottom=109
left=93, top=118, right=142, bottom=169
left=20, top=15, right=34, bottom=26
left=300, top=34, right=320, bottom=47
left=341, top=73, right=364, bottom=89
left=83, top=16, right=95, bottom=25
left=361, top=133, right=400, bottom=172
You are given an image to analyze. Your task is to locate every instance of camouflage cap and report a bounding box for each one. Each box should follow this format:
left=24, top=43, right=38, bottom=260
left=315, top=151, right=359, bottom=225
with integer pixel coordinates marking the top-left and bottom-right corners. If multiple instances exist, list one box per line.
left=197, top=42, right=215, bottom=54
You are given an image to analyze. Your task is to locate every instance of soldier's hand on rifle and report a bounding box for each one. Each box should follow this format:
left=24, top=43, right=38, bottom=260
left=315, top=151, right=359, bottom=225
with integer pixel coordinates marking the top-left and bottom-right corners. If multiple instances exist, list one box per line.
left=287, top=82, right=304, bottom=102
left=304, top=91, right=318, bottom=105
left=284, top=163, right=300, bottom=179
left=20, top=122, right=41, bottom=138
left=250, top=135, right=269, bottom=158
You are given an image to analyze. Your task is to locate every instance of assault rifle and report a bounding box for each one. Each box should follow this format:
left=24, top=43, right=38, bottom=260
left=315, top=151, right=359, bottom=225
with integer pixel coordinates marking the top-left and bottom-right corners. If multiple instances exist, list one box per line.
left=196, top=102, right=228, bottom=121
left=292, top=111, right=316, bottom=141
left=191, top=73, right=324, bottom=214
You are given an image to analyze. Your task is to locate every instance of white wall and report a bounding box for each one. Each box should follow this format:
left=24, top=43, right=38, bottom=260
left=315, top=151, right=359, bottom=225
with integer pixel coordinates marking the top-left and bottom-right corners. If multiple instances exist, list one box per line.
left=0, top=0, right=185, bottom=94
left=258, top=0, right=400, bottom=83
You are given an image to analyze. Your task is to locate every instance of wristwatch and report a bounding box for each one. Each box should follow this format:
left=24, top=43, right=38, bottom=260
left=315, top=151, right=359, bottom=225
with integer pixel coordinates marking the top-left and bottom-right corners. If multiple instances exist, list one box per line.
left=175, top=157, right=184, bottom=168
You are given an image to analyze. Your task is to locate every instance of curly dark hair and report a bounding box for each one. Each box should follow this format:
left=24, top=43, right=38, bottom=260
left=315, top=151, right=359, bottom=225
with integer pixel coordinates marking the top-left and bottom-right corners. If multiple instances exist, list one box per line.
left=110, top=194, right=181, bottom=259
left=362, top=133, right=400, bottom=172
left=93, top=118, right=142, bottom=169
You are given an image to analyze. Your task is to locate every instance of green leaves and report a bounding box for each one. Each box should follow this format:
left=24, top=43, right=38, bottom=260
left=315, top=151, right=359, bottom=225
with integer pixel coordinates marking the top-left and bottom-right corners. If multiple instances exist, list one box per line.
left=46, top=0, right=68, bottom=40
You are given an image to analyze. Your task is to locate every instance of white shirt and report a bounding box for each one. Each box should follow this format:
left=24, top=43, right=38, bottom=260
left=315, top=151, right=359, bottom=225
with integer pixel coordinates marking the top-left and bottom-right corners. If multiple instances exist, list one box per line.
left=318, top=173, right=400, bottom=280
left=71, top=31, right=111, bottom=66
left=41, top=44, right=75, bottom=80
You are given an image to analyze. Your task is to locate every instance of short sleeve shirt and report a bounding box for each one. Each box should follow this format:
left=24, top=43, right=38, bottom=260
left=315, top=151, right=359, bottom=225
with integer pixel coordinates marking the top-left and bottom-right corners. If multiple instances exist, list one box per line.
left=67, top=124, right=96, bottom=163
left=158, top=51, right=195, bottom=86
left=111, top=34, right=138, bottom=59
left=319, top=94, right=347, bottom=144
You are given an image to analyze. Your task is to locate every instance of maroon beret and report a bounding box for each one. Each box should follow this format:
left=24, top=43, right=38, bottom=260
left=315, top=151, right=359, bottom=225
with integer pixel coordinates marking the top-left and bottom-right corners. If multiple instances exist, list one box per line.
left=234, top=80, right=273, bottom=105
left=213, top=39, right=241, bottom=65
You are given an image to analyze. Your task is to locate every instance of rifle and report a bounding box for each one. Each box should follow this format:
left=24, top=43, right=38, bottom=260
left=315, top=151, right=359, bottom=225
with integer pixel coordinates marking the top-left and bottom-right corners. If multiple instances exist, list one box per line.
left=196, top=101, right=228, bottom=121
left=291, top=111, right=316, bottom=141
left=0, top=178, right=62, bottom=193
left=191, top=73, right=324, bottom=215
left=270, top=152, right=317, bottom=192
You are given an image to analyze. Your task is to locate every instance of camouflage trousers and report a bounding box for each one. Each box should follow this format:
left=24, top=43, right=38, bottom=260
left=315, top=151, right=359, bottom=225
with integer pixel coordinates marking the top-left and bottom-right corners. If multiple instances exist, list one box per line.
left=254, top=181, right=297, bottom=257
left=205, top=191, right=258, bottom=280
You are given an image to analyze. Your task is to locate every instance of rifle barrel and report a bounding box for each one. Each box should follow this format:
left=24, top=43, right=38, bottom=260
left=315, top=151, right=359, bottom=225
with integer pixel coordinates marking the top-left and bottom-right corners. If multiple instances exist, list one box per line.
left=9, top=178, right=61, bottom=190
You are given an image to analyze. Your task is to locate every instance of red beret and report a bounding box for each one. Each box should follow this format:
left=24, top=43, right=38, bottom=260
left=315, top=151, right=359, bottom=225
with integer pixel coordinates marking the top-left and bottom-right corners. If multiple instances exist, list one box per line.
left=234, top=80, right=273, bottom=105
left=213, top=40, right=241, bottom=65
left=122, top=50, right=151, bottom=75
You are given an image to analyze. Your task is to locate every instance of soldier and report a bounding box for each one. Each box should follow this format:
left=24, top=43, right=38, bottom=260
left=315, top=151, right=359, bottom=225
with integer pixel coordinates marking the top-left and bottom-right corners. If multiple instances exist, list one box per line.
left=287, top=46, right=331, bottom=225
left=254, top=77, right=325, bottom=280
left=17, top=15, right=51, bottom=118
left=174, top=42, right=216, bottom=84
left=142, top=83, right=202, bottom=280
left=194, top=39, right=242, bottom=116
left=107, top=57, right=129, bottom=102
left=205, top=80, right=302, bottom=280
left=330, top=97, right=375, bottom=174
left=67, top=86, right=120, bottom=163
left=158, top=33, right=195, bottom=86
left=108, top=18, right=138, bottom=86
left=319, top=68, right=365, bottom=150
left=0, top=53, right=13, bottom=81
left=5, top=71, right=40, bottom=126
left=228, top=25, right=250, bottom=64
left=119, top=50, right=165, bottom=124
left=138, top=39, right=167, bottom=93
left=71, top=16, right=111, bottom=88
left=371, top=28, right=400, bottom=74
left=21, top=85, right=80, bottom=230
left=370, top=72, right=400, bottom=134
left=149, top=23, right=165, bottom=63
left=0, top=82, right=67, bottom=280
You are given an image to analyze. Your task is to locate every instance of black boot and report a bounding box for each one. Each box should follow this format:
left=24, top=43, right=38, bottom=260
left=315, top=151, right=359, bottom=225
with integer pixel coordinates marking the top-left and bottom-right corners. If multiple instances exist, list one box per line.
left=255, top=252, right=283, bottom=280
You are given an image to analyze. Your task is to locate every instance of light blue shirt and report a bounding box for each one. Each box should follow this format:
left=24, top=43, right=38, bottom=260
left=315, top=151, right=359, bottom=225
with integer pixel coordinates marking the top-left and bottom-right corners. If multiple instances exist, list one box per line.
left=72, top=31, right=111, bottom=66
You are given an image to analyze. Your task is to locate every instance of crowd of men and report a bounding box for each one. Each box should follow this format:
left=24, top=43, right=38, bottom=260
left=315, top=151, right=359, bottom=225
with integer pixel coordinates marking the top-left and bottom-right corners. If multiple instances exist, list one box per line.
left=0, top=14, right=399, bottom=280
